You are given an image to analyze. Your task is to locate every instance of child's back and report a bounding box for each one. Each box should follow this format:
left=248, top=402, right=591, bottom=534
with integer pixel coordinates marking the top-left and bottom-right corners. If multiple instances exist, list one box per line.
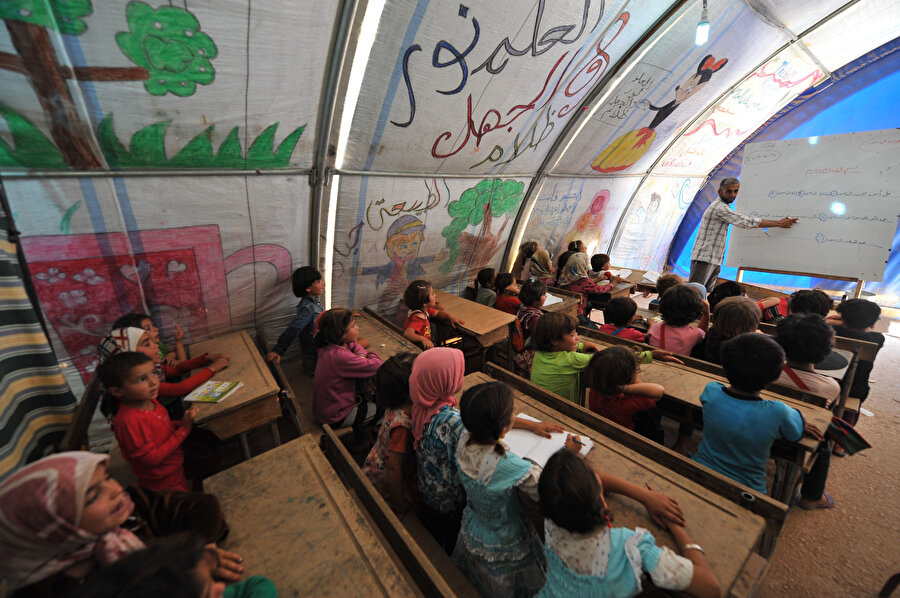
left=363, top=353, right=418, bottom=515
left=410, top=348, right=467, bottom=552
left=453, top=382, right=545, bottom=596
left=648, top=285, right=708, bottom=355
left=692, top=334, right=803, bottom=493
left=530, top=313, right=598, bottom=403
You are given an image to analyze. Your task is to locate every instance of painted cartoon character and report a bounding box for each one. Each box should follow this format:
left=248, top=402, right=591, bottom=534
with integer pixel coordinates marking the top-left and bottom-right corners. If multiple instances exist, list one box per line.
left=560, top=189, right=610, bottom=254
left=362, top=215, right=434, bottom=310
left=592, top=54, right=728, bottom=173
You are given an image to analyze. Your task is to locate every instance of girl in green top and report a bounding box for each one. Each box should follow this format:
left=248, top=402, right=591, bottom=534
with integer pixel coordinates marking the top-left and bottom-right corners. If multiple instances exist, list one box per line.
left=530, top=313, right=684, bottom=404
left=529, top=313, right=600, bottom=403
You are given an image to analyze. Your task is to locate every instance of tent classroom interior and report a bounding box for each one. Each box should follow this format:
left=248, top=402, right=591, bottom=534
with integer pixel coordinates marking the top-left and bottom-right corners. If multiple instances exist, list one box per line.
left=1, top=0, right=898, bottom=596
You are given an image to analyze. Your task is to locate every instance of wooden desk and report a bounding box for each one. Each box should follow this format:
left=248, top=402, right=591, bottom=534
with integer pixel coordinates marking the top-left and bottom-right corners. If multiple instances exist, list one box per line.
left=617, top=267, right=657, bottom=293
left=206, top=436, right=421, bottom=597
left=434, top=289, right=515, bottom=369
left=359, top=308, right=422, bottom=361
left=541, top=289, right=580, bottom=319
left=459, top=371, right=770, bottom=592
left=190, top=330, right=280, bottom=459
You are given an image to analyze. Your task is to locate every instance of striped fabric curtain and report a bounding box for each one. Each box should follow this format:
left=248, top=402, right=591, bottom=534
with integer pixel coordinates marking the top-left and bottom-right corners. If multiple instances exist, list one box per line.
left=0, top=197, right=75, bottom=481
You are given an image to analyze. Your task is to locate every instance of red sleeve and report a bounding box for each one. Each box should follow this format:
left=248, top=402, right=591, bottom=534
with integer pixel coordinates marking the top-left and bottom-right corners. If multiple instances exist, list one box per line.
left=115, top=409, right=190, bottom=467
left=387, top=425, right=411, bottom=453
left=168, top=354, right=210, bottom=376
left=623, top=395, right=658, bottom=415
left=158, top=367, right=214, bottom=397
left=622, top=328, right=648, bottom=342
left=427, top=307, right=438, bottom=317
left=405, top=313, right=430, bottom=338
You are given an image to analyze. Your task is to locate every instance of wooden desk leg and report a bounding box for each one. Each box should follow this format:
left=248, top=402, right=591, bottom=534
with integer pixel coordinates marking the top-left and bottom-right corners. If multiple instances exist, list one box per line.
left=771, top=460, right=801, bottom=505
left=239, top=433, right=251, bottom=460
left=270, top=421, right=281, bottom=447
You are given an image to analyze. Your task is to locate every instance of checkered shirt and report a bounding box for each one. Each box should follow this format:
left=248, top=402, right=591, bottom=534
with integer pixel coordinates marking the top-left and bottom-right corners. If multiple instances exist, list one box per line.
left=691, top=199, right=761, bottom=265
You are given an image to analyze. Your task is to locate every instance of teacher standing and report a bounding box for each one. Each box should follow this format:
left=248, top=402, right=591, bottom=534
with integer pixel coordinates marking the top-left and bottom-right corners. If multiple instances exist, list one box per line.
left=690, top=177, right=798, bottom=291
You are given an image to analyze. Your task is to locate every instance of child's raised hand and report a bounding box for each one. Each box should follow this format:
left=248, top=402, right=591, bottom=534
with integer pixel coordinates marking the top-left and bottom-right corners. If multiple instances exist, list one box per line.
left=207, top=544, right=245, bottom=582
left=564, top=434, right=583, bottom=451
left=803, top=422, right=825, bottom=442
left=174, top=324, right=184, bottom=342
left=650, top=349, right=683, bottom=365
left=266, top=351, right=282, bottom=365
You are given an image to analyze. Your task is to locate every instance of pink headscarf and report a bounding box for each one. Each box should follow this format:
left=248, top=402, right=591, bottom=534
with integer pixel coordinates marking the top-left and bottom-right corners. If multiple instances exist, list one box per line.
left=0, top=452, right=145, bottom=590
left=410, top=348, right=465, bottom=448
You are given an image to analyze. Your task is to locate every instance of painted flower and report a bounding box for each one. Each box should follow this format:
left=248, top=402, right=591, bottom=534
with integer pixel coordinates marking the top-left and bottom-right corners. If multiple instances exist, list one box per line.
left=58, top=290, right=88, bottom=308
left=73, top=268, right=105, bottom=285
left=35, top=267, right=66, bottom=283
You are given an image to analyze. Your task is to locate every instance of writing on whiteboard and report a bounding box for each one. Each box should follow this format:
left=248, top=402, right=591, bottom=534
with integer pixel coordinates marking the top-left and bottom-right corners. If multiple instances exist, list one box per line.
left=805, top=166, right=860, bottom=176
left=767, top=189, right=892, bottom=199
left=815, top=233, right=884, bottom=250
left=749, top=212, right=893, bottom=223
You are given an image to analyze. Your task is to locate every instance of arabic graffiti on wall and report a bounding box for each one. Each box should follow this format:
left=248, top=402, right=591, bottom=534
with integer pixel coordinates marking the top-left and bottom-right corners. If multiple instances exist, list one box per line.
left=391, top=2, right=630, bottom=169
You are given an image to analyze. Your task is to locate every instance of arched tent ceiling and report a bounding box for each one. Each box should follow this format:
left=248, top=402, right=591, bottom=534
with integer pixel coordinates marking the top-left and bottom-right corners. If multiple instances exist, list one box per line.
left=0, top=0, right=896, bottom=385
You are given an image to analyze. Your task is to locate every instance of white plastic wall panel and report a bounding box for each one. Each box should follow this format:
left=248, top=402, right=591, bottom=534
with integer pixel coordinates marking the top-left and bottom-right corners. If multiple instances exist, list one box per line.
left=801, top=0, right=900, bottom=72
left=609, top=176, right=703, bottom=270
left=523, top=176, right=642, bottom=260
left=331, top=175, right=531, bottom=310
left=338, top=0, right=674, bottom=175
left=752, top=0, right=848, bottom=35
left=5, top=175, right=309, bottom=382
left=553, top=0, right=789, bottom=175
left=0, top=0, right=336, bottom=170
left=655, top=45, right=827, bottom=176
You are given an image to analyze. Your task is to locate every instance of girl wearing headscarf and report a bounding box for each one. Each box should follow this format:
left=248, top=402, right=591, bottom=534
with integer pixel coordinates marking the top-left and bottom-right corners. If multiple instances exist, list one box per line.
left=528, top=249, right=556, bottom=287
left=558, top=253, right=616, bottom=329
left=410, top=348, right=467, bottom=553
left=97, top=327, right=229, bottom=418
left=0, top=452, right=233, bottom=597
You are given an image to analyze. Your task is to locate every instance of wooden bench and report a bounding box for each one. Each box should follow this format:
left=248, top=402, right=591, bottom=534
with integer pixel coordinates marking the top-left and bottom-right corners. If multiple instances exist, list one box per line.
left=320, top=426, right=477, bottom=597
left=255, top=328, right=304, bottom=437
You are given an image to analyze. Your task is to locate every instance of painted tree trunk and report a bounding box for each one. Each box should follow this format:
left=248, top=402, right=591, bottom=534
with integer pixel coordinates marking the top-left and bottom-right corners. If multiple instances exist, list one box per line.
left=4, top=20, right=104, bottom=169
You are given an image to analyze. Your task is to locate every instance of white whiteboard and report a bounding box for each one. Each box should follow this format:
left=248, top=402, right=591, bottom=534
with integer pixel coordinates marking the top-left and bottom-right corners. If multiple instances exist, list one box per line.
left=726, top=129, right=900, bottom=281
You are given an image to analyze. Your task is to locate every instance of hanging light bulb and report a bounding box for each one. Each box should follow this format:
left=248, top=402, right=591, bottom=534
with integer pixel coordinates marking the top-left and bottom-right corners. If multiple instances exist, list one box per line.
left=695, top=0, right=710, bottom=46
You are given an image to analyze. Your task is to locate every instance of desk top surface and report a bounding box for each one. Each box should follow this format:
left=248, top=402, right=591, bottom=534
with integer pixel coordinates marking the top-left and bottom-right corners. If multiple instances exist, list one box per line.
left=357, top=311, right=421, bottom=361
left=206, top=435, right=418, bottom=597
left=434, top=289, right=516, bottom=336
left=460, top=372, right=765, bottom=593
left=189, top=330, right=279, bottom=423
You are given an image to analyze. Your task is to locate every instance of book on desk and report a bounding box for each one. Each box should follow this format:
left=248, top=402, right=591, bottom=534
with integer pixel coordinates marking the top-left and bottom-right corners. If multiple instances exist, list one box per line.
left=184, top=380, right=244, bottom=403
left=505, top=413, right=593, bottom=467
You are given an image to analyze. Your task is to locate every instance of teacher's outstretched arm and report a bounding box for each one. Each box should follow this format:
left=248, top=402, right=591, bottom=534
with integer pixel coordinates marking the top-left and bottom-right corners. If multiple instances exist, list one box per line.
left=759, top=217, right=798, bottom=229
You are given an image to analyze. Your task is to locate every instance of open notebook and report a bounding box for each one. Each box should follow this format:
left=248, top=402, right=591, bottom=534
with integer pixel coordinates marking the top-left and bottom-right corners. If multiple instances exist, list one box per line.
left=504, top=413, right=593, bottom=468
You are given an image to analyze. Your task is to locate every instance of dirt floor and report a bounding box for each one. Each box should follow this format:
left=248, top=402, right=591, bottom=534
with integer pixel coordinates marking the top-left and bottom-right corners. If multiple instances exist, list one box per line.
left=756, top=329, right=900, bottom=598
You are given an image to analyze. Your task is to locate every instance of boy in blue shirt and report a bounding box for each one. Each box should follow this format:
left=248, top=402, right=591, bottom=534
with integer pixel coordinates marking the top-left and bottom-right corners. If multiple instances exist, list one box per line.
left=267, top=267, right=324, bottom=376
left=693, top=333, right=823, bottom=494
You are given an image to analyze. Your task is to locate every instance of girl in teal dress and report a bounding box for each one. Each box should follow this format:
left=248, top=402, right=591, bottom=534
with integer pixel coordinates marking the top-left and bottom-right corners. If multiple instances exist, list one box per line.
left=452, top=381, right=572, bottom=597
left=536, top=450, right=721, bottom=598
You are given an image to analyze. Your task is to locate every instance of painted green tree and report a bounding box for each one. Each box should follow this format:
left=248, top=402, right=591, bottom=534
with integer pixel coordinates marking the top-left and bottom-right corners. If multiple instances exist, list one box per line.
left=440, top=179, right=525, bottom=275
left=0, top=1, right=304, bottom=169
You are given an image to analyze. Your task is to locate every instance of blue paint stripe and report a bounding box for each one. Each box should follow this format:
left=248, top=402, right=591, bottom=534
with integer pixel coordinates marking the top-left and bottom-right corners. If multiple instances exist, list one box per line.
left=348, top=0, right=432, bottom=306
left=61, top=33, right=156, bottom=308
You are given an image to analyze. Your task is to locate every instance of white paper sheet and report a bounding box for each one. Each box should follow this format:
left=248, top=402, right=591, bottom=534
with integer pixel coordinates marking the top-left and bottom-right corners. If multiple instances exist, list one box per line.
left=504, top=413, right=593, bottom=468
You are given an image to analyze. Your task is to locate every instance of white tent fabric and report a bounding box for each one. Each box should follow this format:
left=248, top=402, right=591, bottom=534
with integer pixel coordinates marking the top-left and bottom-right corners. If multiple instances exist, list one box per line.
left=0, top=0, right=896, bottom=393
